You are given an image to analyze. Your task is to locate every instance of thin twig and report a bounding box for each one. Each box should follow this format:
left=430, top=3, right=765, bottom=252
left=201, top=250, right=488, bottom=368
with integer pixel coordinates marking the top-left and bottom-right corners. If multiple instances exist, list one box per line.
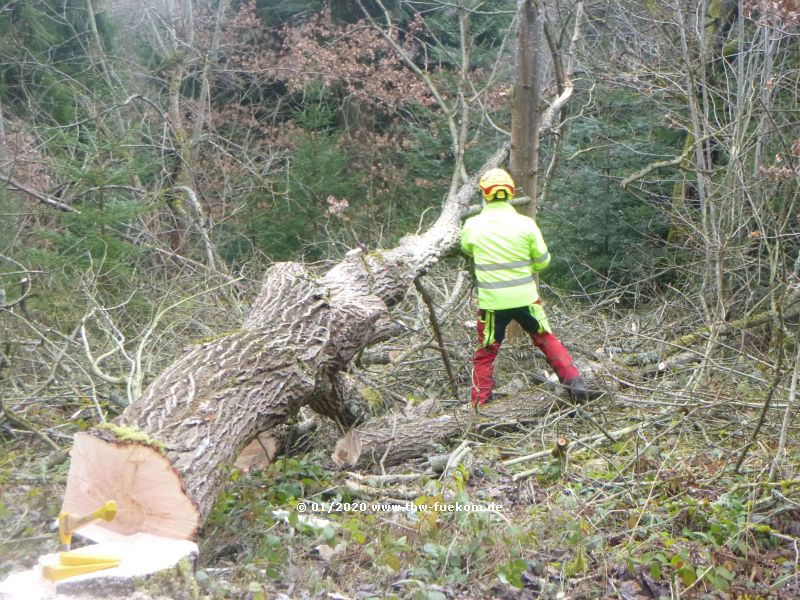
left=733, top=321, right=786, bottom=473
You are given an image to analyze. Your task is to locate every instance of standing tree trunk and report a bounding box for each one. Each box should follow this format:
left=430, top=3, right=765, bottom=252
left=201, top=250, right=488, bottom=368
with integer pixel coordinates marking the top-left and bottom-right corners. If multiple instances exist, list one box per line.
left=0, top=99, right=7, bottom=176
left=511, top=0, right=544, bottom=218
left=62, top=144, right=511, bottom=540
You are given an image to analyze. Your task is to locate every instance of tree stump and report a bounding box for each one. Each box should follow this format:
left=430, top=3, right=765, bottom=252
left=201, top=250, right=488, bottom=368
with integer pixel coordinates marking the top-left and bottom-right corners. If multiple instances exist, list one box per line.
left=0, top=532, right=198, bottom=600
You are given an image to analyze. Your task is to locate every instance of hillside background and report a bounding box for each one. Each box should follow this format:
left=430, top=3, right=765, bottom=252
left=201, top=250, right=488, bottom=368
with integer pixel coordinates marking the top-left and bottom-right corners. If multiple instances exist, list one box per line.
left=1, top=1, right=799, bottom=598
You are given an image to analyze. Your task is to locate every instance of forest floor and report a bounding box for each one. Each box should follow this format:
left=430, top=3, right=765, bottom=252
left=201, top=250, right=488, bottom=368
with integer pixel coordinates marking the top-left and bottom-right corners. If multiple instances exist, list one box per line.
left=1, top=289, right=800, bottom=599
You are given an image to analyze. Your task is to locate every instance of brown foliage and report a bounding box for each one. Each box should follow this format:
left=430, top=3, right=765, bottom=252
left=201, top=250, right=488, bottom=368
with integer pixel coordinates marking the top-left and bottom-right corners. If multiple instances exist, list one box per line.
left=278, top=12, right=434, bottom=112
left=183, top=3, right=442, bottom=219
left=744, top=0, right=800, bottom=23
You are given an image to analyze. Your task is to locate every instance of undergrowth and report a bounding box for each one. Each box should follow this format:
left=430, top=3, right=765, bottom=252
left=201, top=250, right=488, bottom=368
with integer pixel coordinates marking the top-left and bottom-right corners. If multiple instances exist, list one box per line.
left=186, top=393, right=799, bottom=599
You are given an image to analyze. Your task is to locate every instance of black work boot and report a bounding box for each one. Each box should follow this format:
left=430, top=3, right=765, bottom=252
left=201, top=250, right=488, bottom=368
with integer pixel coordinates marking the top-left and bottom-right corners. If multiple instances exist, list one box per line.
left=564, top=376, right=588, bottom=404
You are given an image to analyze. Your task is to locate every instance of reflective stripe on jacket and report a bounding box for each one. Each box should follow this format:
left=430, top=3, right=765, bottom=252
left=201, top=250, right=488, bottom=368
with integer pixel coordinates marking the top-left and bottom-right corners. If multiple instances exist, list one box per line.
left=460, top=201, right=551, bottom=310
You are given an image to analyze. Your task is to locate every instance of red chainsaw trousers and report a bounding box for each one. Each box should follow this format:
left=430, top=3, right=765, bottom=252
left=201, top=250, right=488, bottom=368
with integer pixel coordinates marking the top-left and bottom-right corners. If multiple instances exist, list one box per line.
left=471, top=305, right=579, bottom=406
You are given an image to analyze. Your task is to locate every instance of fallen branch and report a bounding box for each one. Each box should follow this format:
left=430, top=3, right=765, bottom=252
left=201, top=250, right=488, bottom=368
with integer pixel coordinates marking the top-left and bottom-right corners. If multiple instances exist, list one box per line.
left=639, top=351, right=702, bottom=378
left=345, top=471, right=426, bottom=485
left=502, top=422, right=644, bottom=468
left=503, top=409, right=676, bottom=481
left=440, top=440, right=473, bottom=479
left=414, top=278, right=458, bottom=398
left=0, top=397, right=59, bottom=451
left=0, top=173, right=78, bottom=213
left=614, top=305, right=798, bottom=367
left=343, top=479, right=420, bottom=502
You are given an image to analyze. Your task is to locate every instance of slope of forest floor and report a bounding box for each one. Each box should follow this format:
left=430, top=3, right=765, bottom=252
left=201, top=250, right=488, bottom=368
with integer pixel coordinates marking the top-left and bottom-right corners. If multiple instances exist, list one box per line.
left=1, top=278, right=799, bottom=600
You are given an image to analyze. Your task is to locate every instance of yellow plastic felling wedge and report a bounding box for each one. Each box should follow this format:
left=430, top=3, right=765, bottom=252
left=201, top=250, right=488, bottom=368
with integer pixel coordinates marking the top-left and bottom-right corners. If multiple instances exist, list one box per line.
left=42, top=559, right=121, bottom=581
left=59, top=552, right=121, bottom=566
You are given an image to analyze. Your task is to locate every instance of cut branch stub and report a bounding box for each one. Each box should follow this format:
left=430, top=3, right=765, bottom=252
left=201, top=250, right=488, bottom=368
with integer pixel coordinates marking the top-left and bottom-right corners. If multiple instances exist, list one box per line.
left=552, top=437, right=569, bottom=468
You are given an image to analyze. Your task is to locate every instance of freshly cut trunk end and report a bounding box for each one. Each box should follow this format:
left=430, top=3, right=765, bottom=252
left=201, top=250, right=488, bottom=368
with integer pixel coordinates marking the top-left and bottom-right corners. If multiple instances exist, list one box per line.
left=62, top=432, right=199, bottom=540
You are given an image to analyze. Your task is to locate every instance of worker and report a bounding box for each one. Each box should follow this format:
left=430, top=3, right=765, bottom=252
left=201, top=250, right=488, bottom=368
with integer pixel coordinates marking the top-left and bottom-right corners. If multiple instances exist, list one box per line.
left=461, top=167, right=588, bottom=406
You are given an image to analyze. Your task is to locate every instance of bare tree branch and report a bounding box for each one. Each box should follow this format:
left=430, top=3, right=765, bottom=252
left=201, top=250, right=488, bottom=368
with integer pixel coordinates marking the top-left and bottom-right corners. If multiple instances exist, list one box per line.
left=0, top=174, right=79, bottom=213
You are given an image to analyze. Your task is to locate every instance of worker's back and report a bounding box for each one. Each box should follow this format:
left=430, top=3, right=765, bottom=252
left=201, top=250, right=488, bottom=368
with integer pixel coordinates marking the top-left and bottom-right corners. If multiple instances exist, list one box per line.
left=461, top=201, right=549, bottom=310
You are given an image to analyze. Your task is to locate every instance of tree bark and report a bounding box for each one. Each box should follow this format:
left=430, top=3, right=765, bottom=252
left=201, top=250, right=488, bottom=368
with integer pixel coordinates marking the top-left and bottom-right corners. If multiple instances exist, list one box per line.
left=62, top=144, right=511, bottom=540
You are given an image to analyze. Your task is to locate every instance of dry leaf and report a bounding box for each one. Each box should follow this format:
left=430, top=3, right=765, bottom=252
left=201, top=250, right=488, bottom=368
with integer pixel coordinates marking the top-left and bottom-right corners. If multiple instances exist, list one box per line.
left=316, top=542, right=346, bottom=561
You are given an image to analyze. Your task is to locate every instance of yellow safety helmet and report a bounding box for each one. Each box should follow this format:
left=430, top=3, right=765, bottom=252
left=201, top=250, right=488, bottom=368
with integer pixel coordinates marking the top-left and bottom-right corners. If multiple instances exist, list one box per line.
left=478, top=168, right=515, bottom=201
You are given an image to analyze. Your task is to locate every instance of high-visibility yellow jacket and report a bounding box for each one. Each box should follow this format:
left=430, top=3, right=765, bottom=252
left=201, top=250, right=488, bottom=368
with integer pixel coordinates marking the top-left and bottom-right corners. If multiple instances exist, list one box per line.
left=460, top=201, right=551, bottom=310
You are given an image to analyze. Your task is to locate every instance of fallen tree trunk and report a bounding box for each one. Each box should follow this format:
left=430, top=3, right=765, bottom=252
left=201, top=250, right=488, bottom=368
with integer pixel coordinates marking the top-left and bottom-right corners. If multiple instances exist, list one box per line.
left=353, top=391, right=558, bottom=468
left=230, top=390, right=569, bottom=472
left=62, top=144, right=511, bottom=540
